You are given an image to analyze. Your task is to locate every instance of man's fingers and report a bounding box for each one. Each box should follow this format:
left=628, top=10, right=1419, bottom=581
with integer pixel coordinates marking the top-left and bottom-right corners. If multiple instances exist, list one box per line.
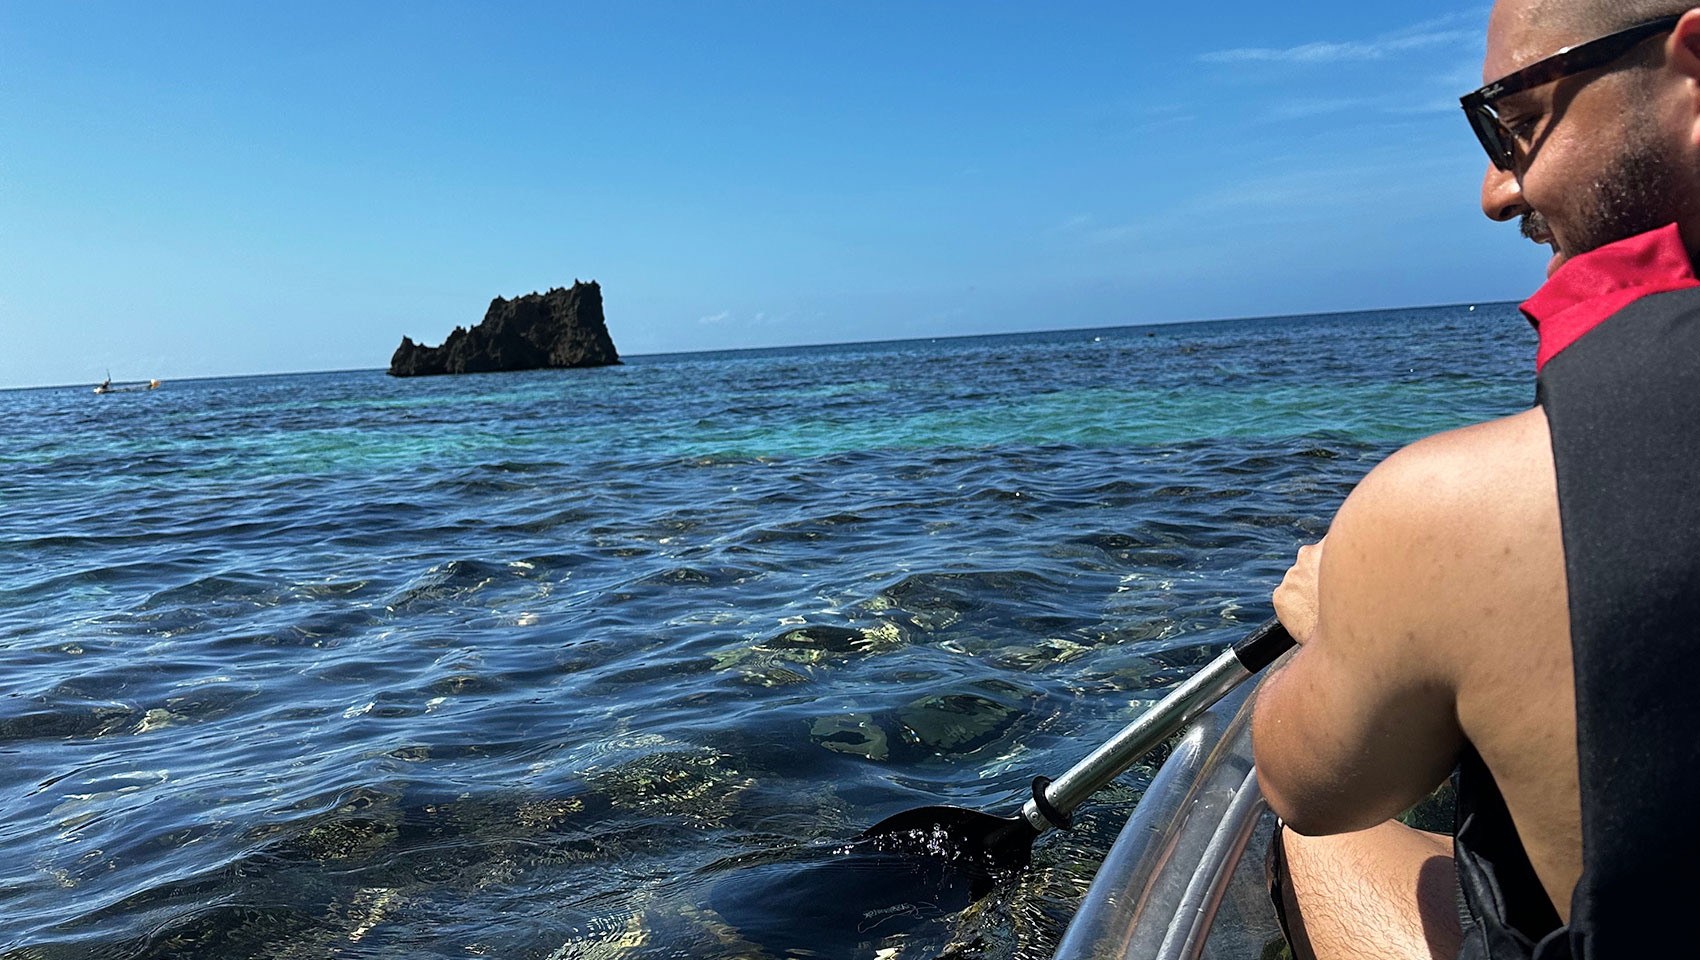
left=1274, top=539, right=1327, bottom=645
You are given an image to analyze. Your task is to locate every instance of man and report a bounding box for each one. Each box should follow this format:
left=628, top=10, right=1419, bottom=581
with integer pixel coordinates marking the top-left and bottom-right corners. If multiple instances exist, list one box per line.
left=1252, top=2, right=1700, bottom=958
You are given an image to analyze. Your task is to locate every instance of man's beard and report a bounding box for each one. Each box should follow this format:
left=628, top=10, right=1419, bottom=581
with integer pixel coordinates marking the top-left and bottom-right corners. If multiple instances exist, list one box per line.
left=1521, top=129, right=1679, bottom=259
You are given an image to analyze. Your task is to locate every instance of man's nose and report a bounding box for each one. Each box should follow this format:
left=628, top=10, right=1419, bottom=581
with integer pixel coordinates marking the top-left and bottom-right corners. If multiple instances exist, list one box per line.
left=1480, top=162, right=1527, bottom=222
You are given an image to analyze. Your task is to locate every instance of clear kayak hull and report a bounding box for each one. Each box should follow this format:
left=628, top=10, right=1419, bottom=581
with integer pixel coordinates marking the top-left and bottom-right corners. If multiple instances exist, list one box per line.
left=1053, top=674, right=1286, bottom=960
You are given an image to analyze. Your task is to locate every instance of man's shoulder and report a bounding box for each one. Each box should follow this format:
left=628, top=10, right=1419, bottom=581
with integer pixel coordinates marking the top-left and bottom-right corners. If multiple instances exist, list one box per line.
left=1322, top=408, right=1560, bottom=677
left=1343, top=408, right=1553, bottom=538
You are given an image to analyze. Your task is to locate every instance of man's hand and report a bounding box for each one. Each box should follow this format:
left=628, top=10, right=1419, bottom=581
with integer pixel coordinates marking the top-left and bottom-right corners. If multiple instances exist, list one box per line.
left=1273, top=538, right=1325, bottom=645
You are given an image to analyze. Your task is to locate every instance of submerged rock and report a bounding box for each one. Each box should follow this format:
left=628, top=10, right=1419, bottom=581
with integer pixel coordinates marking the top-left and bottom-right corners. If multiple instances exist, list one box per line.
left=897, top=694, right=1020, bottom=755
left=811, top=714, right=891, bottom=761
left=388, top=281, right=620, bottom=377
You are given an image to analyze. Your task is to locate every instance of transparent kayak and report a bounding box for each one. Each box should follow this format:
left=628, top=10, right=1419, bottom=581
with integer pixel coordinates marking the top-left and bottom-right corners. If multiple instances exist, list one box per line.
left=1052, top=674, right=1288, bottom=960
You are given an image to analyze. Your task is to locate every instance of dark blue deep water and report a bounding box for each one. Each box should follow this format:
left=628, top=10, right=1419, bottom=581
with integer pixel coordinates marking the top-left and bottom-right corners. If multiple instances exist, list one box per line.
left=0, top=305, right=1536, bottom=959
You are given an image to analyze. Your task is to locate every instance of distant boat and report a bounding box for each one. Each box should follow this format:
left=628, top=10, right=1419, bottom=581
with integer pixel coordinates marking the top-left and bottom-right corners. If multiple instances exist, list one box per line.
left=94, top=377, right=161, bottom=395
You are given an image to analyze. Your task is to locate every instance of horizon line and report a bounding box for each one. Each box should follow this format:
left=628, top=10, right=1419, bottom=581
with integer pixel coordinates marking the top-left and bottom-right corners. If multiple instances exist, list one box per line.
left=2, top=298, right=1519, bottom=393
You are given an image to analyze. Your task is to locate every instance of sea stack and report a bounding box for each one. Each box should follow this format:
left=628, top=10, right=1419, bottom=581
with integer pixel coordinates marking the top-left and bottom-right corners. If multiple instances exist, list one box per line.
left=388, top=281, right=620, bottom=377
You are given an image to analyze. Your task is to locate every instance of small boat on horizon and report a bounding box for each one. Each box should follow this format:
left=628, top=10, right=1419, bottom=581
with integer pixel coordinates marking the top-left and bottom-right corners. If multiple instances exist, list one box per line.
left=93, top=375, right=161, bottom=395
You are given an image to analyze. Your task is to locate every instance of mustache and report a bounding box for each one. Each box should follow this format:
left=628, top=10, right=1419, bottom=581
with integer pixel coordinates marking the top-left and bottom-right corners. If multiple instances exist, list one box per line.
left=1521, top=211, right=1551, bottom=241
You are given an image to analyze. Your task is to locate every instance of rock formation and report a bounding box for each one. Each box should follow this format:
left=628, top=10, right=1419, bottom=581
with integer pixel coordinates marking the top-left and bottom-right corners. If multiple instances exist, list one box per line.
left=389, top=281, right=620, bottom=377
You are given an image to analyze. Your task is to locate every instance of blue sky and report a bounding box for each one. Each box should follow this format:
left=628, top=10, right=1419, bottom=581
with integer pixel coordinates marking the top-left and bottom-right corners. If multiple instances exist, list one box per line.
left=1, top=2, right=1539, bottom=388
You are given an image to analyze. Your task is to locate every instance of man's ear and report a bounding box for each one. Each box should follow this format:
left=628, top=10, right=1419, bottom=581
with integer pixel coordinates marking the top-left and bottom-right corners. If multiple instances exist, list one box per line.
left=1668, top=11, right=1700, bottom=146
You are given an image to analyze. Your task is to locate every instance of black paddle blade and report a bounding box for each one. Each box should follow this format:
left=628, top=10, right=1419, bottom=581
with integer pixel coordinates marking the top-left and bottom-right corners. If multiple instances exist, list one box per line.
left=709, top=844, right=985, bottom=956
left=706, top=806, right=1039, bottom=954
left=861, top=805, right=1040, bottom=880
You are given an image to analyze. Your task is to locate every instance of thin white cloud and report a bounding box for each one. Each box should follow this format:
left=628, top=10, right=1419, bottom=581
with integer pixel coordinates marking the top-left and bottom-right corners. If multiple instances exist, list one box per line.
left=1199, top=10, right=1487, bottom=65
left=696, top=309, right=782, bottom=327
left=1201, top=29, right=1477, bottom=64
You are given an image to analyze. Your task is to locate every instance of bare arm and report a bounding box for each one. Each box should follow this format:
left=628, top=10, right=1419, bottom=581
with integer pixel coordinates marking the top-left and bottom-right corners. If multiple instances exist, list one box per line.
left=1253, top=438, right=1472, bottom=835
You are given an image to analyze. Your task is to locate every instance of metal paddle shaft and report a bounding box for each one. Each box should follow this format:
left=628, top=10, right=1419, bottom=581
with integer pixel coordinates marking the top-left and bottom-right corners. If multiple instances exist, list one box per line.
left=1018, top=617, right=1293, bottom=834
left=862, top=618, right=1293, bottom=877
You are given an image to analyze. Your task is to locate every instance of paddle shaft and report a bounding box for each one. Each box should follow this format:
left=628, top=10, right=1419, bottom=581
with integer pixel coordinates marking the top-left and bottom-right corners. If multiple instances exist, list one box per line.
left=1018, top=618, right=1294, bottom=834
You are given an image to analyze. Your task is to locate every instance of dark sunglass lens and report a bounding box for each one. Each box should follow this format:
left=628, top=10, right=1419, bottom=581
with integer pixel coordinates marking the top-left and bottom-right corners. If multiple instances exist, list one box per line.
left=1471, top=108, right=1512, bottom=171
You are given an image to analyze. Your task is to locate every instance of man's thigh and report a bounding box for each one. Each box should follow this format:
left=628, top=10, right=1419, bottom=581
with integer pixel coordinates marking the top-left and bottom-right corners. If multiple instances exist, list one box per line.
left=1274, top=820, right=1461, bottom=960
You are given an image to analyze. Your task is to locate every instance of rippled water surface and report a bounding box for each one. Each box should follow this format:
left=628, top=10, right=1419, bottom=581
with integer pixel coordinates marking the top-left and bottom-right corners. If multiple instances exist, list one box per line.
left=0, top=306, right=1536, bottom=959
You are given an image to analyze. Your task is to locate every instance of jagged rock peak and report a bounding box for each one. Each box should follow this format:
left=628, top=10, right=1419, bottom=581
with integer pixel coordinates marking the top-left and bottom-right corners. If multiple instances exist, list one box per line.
left=389, top=281, right=620, bottom=377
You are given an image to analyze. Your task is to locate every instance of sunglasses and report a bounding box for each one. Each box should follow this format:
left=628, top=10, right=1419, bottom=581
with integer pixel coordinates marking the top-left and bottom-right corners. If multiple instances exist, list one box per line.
left=1461, top=14, right=1682, bottom=171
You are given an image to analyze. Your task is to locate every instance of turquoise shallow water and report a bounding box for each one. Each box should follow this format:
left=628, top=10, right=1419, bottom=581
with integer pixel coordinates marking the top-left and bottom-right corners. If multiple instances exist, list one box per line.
left=0, top=305, right=1535, bottom=959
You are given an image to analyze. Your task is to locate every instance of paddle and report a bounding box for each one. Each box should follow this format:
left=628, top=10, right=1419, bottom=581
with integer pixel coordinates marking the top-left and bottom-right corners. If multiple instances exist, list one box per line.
left=859, top=617, right=1294, bottom=885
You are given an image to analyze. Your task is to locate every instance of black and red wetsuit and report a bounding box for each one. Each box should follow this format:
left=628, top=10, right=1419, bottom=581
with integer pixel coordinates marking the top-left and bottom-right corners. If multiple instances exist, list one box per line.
left=1456, top=222, right=1700, bottom=958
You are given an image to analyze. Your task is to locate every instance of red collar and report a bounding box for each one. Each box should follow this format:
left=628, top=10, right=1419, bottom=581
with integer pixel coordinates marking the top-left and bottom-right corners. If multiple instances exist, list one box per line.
left=1521, top=223, right=1700, bottom=371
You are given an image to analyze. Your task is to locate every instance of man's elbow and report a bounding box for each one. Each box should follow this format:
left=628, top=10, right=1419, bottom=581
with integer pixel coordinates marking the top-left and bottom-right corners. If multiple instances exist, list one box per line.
left=1256, top=763, right=1326, bottom=835
left=1256, top=765, right=1393, bottom=836
left=1256, top=773, right=1364, bottom=836
left=1252, top=705, right=1380, bottom=836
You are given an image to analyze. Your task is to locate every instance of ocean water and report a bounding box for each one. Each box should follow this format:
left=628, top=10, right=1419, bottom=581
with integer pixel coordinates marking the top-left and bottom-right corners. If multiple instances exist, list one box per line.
left=0, top=305, right=1536, bottom=960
